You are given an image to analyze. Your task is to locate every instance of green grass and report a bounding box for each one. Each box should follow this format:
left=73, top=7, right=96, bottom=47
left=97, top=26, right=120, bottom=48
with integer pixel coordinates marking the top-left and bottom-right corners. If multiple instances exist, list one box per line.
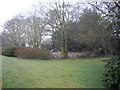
left=0, top=55, right=2, bottom=89
left=2, top=55, right=109, bottom=88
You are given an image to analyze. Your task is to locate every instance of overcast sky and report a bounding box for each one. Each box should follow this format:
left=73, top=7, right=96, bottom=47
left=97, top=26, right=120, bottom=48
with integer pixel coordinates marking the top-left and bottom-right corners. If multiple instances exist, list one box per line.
left=0, top=0, right=40, bottom=32
left=1, top=0, right=105, bottom=32
left=0, top=0, right=84, bottom=32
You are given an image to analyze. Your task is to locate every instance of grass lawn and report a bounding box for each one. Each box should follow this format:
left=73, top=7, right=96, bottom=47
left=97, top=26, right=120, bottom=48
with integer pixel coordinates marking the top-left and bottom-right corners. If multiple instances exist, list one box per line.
left=2, top=55, right=109, bottom=88
left=0, top=55, right=2, bottom=89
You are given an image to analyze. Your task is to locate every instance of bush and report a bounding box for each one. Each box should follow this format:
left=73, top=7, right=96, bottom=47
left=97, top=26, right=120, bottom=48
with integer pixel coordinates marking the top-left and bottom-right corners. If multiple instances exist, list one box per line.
left=2, top=47, right=17, bottom=57
left=102, top=56, right=120, bottom=89
left=0, top=47, right=2, bottom=55
left=15, top=47, right=52, bottom=60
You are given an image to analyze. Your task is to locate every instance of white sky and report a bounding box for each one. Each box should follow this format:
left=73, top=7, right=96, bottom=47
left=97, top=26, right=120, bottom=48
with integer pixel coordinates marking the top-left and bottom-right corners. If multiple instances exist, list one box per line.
left=0, top=0, right=40, bottom=32
left=0, top=0, right=86, bottom=32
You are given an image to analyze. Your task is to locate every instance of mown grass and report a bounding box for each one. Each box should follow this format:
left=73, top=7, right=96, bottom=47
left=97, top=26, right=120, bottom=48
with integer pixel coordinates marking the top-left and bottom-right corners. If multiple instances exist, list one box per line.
left=2, top=56, right=109, bottom=88
left=0, top=55, right=2, bottom=89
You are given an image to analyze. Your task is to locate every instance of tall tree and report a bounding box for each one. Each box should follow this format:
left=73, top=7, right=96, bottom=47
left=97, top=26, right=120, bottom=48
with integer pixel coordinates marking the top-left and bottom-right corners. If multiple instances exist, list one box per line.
left=25, top=16, right=45, bottom=48
left=45, top=1, right=82, bottom=58
left=3, top=15, right=26, bottom=47
left=87, top=1, right=120, bottom=55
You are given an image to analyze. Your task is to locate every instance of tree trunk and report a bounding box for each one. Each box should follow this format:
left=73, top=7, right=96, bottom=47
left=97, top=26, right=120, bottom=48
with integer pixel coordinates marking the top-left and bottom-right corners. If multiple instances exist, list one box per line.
left=102, top=38, right=107, bottom=56
left=61, top=29, right=68, bottom=59
left=60, top=1, right=68, bottom=59
left=109, top=48, right=113, bottom=56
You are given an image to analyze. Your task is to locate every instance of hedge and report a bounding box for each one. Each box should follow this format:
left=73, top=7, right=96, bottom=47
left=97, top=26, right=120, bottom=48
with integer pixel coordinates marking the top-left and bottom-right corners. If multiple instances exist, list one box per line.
left=15, top=47, right=52, bottom=60
left=2, top=47, right=17, bottom=57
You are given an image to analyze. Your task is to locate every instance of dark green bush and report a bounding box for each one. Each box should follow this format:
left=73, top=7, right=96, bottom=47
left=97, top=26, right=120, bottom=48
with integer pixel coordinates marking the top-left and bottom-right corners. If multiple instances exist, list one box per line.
left=2, top=47, right=17, bottom=57
left=103, top=56, right=120, bottom=89
left=15, top=47, right=52, bottom=60
left=0, top=47, right=2, bottom=55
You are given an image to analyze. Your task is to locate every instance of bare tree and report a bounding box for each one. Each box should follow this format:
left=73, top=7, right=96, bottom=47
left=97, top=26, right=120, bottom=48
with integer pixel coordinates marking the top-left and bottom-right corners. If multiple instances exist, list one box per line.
left=25, top=16, right=45, bottom=48
left=24, top=5, right=47, bottom=48
left=45, top=1, right=82, bottom=58
left=3, top=15, right=26, bottom=47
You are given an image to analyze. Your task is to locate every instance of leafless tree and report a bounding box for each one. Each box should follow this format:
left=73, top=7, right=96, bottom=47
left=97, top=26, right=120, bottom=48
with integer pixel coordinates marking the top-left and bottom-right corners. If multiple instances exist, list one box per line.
left=3, top=14, right=26, bottom=47
left=25, top=16, right=46, bottom=48
left=44, top=0, right=82, bottom=58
